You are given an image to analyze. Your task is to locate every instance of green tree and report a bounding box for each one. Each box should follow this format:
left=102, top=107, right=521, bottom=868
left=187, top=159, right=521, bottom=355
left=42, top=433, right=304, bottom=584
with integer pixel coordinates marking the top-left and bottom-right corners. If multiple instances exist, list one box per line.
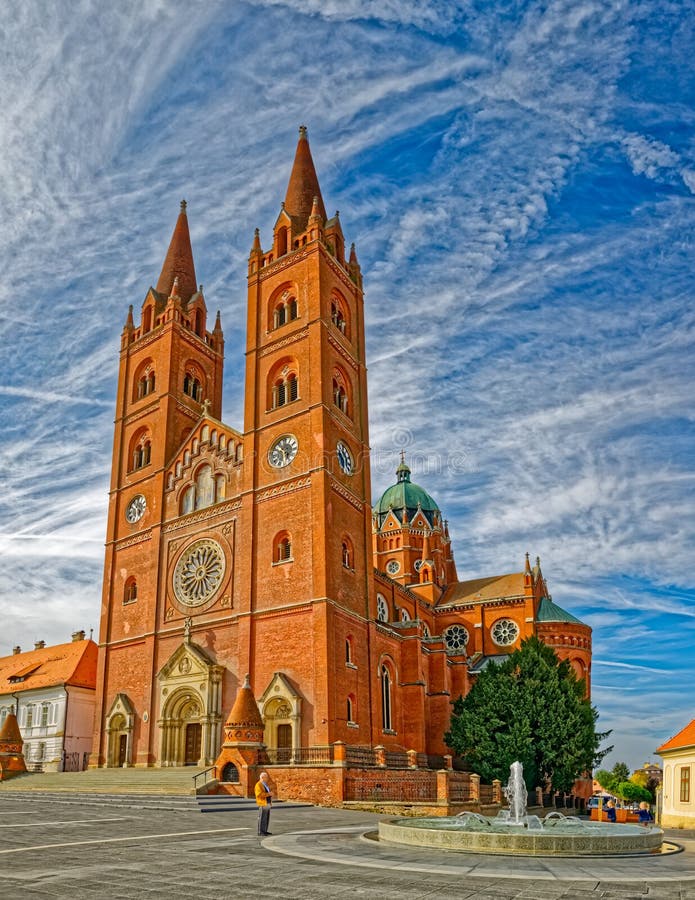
left=615, top=781, right=651, bottom=804
left=611, top=761, right=630, bottom=783
left=445, top=636, right=611, bottom=793
left=594, top=768, right=617, bottom=793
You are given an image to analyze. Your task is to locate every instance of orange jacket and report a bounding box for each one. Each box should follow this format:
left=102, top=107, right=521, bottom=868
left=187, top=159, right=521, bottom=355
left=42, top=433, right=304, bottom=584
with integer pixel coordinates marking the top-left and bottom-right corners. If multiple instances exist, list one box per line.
left=254, top=780, right=272, bottom=806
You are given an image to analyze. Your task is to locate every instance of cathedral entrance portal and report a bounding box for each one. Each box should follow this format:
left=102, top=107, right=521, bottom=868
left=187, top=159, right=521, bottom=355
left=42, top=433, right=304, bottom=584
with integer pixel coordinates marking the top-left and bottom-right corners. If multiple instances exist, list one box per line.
left=104, top=694, right=135, bottom=768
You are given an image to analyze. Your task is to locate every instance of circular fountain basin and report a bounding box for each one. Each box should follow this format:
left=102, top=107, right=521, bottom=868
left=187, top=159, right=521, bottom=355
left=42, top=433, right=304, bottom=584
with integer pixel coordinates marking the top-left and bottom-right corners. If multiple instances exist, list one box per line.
left=378, top=817, right=664, bottom=856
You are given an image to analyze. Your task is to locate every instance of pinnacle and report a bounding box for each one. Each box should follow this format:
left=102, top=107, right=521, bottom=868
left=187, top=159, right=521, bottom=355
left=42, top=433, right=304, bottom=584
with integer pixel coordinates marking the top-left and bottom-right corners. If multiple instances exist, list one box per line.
left=284, top=126, right=327, bottom=231
left=156, top=201, right=198, bottom=302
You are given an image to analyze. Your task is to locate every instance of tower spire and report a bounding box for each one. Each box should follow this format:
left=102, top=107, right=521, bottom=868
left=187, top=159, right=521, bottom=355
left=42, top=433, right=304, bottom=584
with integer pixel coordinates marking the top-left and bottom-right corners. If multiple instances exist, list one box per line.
left=156, top=200, right=198, bottom=302
left=284, top=126, right=327, bottom=231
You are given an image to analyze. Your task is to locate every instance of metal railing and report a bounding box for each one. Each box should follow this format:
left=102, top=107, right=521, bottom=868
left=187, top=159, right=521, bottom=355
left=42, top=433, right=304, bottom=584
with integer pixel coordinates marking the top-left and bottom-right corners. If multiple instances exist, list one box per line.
left=345, top=774, right=437, bottom=802
left=192, top=766, right=217, bottom=791
left=264, top=745, right=334, bottom=766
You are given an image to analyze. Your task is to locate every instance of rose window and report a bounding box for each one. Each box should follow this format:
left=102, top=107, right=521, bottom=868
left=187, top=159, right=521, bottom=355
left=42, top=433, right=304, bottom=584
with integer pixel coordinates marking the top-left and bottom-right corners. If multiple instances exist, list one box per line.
left=386, top=559, right=400, bottom=575
left=444, top=625, right=469, bottom=653
left=174, top=539, right=226, bottom=607
left=491, top=618, right=519, bottom=646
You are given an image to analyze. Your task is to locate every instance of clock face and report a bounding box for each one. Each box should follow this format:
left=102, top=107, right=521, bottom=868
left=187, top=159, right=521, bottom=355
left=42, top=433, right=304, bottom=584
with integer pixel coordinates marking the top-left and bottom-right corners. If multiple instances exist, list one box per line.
left=336, top=440, right=353, bottom=475
left=268, top=434, right=298, bottom=468
left=125, top=494, right=146, bottom=524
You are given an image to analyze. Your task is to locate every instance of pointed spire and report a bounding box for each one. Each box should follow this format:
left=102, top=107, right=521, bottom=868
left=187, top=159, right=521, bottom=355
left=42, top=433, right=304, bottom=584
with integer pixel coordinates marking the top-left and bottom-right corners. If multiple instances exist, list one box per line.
left=309, top=195, right=323, bottom=224
left=249, top=227, right=262, bottom=258
left=396, top=450, right=411, bottom=483
left=213, top=310, right=223, bottom=333
left=349, top=242, right=358, bottom=265
left=284, top=126, right=327, bottom=231
left=156, top=200, right=197, bottom=302
left=525, top=552, right=532, bottom=575
left=124, top=304, right=134, bottom=330
left=225, top=674, right=264, bottom=729
left=421, top=529, right=432, bottom=562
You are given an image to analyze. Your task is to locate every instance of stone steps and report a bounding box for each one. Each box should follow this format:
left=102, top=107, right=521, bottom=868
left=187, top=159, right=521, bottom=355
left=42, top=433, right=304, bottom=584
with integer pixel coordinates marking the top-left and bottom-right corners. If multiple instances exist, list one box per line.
left=0, top=767, right=201, bottom=795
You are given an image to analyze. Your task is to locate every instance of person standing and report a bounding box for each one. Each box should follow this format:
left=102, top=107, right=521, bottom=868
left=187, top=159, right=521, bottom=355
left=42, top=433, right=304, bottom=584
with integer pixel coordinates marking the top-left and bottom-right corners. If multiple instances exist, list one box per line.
left=255, top=771, right=272, bottom=835
left=637, top=801, right=654, bottom=826
left=605, top=800, right=617, bottom=823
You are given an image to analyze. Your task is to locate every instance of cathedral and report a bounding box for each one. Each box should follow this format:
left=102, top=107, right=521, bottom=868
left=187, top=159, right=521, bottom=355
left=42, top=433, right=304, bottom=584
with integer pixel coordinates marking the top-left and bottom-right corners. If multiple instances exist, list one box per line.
left=91, top=127, right=591, bottom=769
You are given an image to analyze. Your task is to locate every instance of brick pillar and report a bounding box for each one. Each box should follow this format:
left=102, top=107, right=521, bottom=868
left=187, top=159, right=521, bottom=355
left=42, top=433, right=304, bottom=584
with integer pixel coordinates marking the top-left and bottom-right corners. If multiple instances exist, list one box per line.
left=437, top=769, right=450, bottom=804
left=492, top=779, right=502, bottom=804
left=443, top=754, right=453, bottom=770
left=407, top=749, right=418, bottom=769
left=374, top=745, right=386, bottom=768
left=333, top=741, right=346, bottom=767
left=470, top=773, right=481, bottom=802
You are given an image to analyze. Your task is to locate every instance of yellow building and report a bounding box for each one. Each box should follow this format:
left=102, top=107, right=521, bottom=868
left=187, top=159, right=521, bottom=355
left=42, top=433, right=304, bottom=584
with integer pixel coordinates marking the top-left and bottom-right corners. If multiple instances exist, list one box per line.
left=657, top=718, right=695, bottom=828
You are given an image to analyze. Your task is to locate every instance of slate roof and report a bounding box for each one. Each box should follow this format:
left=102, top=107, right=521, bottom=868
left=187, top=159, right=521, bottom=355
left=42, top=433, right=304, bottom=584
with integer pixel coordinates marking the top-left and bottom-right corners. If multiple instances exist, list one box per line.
left=536, top=596, right=584, bottom=625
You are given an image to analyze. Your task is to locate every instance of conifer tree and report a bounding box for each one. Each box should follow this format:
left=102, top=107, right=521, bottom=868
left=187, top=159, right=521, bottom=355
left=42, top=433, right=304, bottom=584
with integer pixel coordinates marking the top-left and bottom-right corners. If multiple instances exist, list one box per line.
left=445, top=636, right=611, bottom=792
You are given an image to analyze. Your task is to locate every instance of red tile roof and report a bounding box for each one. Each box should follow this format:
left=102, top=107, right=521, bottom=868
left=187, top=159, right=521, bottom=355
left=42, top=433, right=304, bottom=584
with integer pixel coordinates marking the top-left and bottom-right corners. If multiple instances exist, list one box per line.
left=656, top=718, right=695, bottom=754
left=438, top=571, right=526, bottom=607
left=0, top=641, right=97, bottom=696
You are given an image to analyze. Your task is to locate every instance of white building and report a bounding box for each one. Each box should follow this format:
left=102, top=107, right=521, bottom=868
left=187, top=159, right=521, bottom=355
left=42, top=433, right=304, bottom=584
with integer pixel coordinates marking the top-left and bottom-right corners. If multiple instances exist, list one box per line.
left=657, top=717, right=695, bottom=828
left=0, top=633, right=97, bottom=772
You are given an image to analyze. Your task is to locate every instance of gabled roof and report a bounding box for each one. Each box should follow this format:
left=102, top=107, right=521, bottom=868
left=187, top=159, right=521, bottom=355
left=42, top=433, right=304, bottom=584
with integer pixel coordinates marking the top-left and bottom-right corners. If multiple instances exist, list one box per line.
left=536, top=596, right=584, bottom=625
left=0, top=641, right=98, bottom=696
left=437, top=572, right=526, bottom=608
left=657, top=718, right=695, bottom=754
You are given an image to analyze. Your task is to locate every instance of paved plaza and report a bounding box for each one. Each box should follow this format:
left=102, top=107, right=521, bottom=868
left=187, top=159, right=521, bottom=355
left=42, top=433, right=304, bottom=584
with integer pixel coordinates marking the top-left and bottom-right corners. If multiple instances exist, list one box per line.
left=0, top=793, right=694, bottom=899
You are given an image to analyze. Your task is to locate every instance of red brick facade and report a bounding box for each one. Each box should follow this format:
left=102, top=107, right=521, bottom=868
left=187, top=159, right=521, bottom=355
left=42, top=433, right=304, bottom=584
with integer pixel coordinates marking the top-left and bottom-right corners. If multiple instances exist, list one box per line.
left=91, top=128, right=591, bottom=769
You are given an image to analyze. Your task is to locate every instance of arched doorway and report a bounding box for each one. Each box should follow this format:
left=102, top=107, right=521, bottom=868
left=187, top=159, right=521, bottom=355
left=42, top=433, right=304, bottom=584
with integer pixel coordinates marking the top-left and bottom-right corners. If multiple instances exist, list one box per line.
left=260, top=673, right=303, bottom=761
left=159, top=691, right=204, bottom=767
left=105, top=694, right=135, bottom=768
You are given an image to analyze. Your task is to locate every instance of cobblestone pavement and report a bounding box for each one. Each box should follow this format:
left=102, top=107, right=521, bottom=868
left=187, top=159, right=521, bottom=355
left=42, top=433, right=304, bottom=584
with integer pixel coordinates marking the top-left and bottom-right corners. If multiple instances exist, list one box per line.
left=0, top=795, right=693, bottom=900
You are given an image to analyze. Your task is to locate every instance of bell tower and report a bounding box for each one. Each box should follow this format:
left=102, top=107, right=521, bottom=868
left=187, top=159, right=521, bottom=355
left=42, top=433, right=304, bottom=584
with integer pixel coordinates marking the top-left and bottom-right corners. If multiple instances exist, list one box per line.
left=238, top=127, right=375, bottom=745
left=91, top=202, right=225, bottom=766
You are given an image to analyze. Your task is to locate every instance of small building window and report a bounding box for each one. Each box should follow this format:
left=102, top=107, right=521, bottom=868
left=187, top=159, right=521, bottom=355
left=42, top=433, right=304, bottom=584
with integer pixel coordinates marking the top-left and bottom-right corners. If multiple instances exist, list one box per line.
left=376, top=594, right=388, bottom=623
left=26, top=706, right=33, bottom=729
left=183, top=373, right=203, bottom=402
left=347, top=695, right=355, bottom=724
left=681, top=767, right=691, bottom=803
left=131, top=436, right=151, bottom=471
left=345, top=637, right=352, bottom=664
left=341, top=538, right=353, bottom=569
left=124, top=578, right=138, bottom=604
left=40, top=704, right=49, bottom=727
left=272, top=372, right=299, bottom=408
left=381, top=665, right=392, bottom=731
left=273, top=532, right=292, bottom=563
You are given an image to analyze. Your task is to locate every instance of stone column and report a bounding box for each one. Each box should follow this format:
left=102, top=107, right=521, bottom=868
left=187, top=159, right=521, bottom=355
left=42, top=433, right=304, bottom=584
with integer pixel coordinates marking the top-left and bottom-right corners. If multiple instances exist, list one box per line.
left=407, top=749, right=418, bottom=769
left=492, top=778, right=501, bottom=804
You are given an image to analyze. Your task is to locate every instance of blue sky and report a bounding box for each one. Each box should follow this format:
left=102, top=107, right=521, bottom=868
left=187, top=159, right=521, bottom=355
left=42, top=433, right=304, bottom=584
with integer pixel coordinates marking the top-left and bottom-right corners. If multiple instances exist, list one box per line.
left=0, top=1, right=693, bottom=772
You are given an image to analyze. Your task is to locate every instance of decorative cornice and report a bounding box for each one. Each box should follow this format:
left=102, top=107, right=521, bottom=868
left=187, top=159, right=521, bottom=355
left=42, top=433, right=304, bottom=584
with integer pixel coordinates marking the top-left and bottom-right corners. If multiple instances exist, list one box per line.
left=327, top=331, right=359, bottom=372
left=434, top=596, right=526, bottom=614
left=321, top=247, right=358, bottom=293
left=256, top=476, right=311, bottom=503
left=258, top=248, right=308, bottom=278
left=162, top=500, right=242, bottom=533
left=258, top=326, right=309, bottom=358
left=115, top=529, right=153, bottom=551
left=329, top=478, right=364, bottom=512
left=175, top=401, right=201, bottom=421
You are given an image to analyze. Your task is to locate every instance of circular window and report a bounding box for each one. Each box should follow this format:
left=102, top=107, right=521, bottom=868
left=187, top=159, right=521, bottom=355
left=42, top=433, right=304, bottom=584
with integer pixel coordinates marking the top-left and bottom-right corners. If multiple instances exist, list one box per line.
left=173, top=538, right=226, bottom=607
left=400, top=608, right=411, bottom=623
left=491, top=618, right=520, bottom=646
left=376, top=594, right=389, bottom=622
left=444, top=625, right=469, bottom=653
left=413, top=559, right=424, bottom=572
left=386, top=560, right=400, bottom=575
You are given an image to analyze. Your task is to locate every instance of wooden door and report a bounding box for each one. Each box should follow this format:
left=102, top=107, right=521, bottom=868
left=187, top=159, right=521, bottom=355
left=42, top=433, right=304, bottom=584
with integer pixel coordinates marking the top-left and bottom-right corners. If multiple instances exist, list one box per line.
left=118, top=734, right=127, bottom=766
left=277, top=723, right=292, bottom=763
left=185, top=723, right=202, bottom=765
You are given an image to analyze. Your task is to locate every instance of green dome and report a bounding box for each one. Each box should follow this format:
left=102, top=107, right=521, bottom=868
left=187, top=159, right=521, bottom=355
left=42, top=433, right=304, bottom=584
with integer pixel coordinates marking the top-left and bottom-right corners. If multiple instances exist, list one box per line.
left=374, top=458, right=440, bottom=528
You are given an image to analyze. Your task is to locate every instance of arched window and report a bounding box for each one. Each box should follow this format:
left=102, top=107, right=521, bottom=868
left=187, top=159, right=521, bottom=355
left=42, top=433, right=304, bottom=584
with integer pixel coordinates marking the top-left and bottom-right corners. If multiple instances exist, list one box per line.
left=276, top=226, right=288, bottom=257
left=194, top=465, right=215, bottom=510
left=215, top=474, right=226, bottom=502
left=124, top=578, right=137, bottom=604
left=330, top=293, right=350, bottom=339
left=193, top=309, right=203, bottom=337
left=381, top=665, right=392, bottom=731
left=376, top=594, right=388, bottom=622
left=181, top=485, right=195, bottom=515
left=130, top=432, right=152, bottom=471
left=221, top=762, right=240, bottom=783
left=274, top=303, right=287, bottom=329
left=347, top=695, right=356, bottom=724
left=142, top=305, right=153, bottom=333
left=345, top=637, right=352, bottom=664
left=331, top=368, right=351, bottom=417
left=270, top=288, right=298, bottom=330
left=288, top=297, right=298, bottom=321
left=341, top=537, right=353, bottom=569
left=273, top=532, right=292, bottom=563
left=183, top=372, right=203, bottom=402
left=271, top=370, right=299, bottom=408
left=400, top=608, right=411, bottom=623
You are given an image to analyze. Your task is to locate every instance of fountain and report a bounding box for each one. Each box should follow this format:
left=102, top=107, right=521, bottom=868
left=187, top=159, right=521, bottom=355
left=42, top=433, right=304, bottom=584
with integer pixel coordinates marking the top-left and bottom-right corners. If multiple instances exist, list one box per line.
left=378, top=762, right=665, bottom=856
